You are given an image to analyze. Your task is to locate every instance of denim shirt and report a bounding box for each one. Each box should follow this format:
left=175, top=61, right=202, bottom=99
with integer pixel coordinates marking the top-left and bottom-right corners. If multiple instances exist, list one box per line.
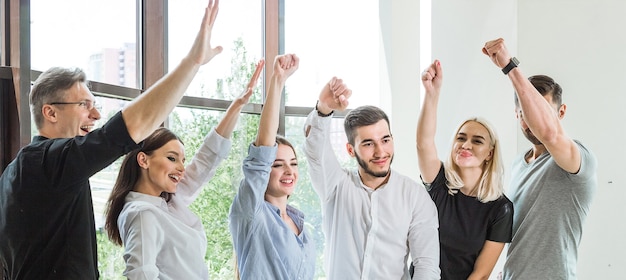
left=229, top=144, right=316, bottom=280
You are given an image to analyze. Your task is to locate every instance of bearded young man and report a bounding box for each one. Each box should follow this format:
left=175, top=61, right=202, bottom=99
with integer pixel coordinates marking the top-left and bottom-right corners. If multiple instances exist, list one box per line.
left=304, top=77, right=440, bottom=280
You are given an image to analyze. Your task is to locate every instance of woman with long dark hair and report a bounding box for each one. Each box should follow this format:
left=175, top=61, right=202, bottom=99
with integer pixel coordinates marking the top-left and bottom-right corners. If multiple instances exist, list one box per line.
left=104, top=60, right=264, bottom=279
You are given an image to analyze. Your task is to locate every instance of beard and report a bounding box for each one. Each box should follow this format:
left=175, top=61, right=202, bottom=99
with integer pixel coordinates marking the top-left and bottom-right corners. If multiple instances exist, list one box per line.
left=355, top=153, right=393, bottom=178
left=522, top=127, right=542, bottom=145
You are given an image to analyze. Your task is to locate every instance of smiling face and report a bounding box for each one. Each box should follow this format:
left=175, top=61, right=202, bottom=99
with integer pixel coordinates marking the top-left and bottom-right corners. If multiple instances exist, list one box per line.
left=347, top=119, right=394, bottom=182
left=452, top=120, right=494, bottom=169
left=265, top=143, right=299, bottom=199
left=43, top=82, right=102, bottom=137
left=137, top=139, right=186, bottom=196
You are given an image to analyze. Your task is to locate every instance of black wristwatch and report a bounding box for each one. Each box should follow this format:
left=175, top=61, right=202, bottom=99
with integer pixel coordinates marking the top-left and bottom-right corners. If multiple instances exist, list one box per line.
left=502, top=57, right=520, bottom=75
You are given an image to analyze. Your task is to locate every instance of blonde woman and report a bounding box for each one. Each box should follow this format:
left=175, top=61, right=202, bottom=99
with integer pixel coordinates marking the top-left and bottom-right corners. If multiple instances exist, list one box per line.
left=416, top=59, right=513, bottom=280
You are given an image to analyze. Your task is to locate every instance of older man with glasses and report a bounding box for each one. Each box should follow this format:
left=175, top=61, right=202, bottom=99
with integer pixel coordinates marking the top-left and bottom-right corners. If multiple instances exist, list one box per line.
left=0, top=0, right=224, bottom=279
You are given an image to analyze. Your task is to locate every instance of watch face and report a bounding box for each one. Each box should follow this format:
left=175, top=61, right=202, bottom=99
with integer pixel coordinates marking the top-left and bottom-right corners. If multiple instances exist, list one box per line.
left=502, top=57, right=520, bottom=75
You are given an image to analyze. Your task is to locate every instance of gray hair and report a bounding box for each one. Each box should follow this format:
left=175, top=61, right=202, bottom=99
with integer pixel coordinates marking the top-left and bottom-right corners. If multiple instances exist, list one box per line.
left=29, top=67, right=88, bottom=129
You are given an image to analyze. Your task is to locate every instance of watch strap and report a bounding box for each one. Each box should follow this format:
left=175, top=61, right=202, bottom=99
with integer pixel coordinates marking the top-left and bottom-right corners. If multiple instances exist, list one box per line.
left=502, top=57, right=520, bottom=75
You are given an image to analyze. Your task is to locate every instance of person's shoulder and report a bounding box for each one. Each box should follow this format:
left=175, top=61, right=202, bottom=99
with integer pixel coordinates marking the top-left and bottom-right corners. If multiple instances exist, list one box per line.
left=122, top=195, right=164, bottom=217
left=120, top=202, right=164, bottom=229
left=494, top=194, right=514, bottom=209
left=389, top=170, right=430, bottom=196
left=496, top=193, right=513, bottom=204
left=389, top=169, right=420, bottom=185
left=572, top=139, right=595, bottom=157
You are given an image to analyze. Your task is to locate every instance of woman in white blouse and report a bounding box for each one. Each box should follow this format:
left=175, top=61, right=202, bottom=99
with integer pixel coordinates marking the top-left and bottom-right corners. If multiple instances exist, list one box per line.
left=103, top=59, right=264, bottom=279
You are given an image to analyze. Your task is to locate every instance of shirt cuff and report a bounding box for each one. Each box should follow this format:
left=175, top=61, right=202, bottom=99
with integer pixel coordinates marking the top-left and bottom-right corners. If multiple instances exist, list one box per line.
left=204, top=128, right=232, bottom=159
left=247, top=142, right=278, bottom=164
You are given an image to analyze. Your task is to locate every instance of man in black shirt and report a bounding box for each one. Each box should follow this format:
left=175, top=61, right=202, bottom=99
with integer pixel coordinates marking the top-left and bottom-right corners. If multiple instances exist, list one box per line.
left=0, top=1, right=223, bottom=279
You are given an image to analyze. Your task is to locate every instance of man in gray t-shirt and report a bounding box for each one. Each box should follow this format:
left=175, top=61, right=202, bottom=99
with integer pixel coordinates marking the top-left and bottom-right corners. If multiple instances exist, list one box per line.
left=482, top=38, right=598, bottom=280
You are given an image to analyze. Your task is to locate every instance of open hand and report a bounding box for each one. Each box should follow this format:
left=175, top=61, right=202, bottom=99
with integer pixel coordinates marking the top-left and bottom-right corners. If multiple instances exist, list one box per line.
left=234, top=59, right=265, bottom=106
left=187, top=0, right=224, bottom=66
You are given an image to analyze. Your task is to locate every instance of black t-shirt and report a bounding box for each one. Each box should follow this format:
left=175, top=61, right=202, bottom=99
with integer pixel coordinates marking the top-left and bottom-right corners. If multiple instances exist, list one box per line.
left=428, top=164, right=513, bottom=280
left=0, top=112, right=138, bottom=279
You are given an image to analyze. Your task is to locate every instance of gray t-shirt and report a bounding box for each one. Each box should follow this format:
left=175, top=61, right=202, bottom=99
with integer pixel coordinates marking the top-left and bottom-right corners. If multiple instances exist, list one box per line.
left=503, top=140, right=597, bottom=280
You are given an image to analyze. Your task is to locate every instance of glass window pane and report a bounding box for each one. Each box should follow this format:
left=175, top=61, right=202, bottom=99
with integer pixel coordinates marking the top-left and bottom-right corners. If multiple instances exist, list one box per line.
left=31, top=0, right=137, bottom=88
left=285, top=1, right=380, bottom=108
left=168, top=0, right=263, bottom=100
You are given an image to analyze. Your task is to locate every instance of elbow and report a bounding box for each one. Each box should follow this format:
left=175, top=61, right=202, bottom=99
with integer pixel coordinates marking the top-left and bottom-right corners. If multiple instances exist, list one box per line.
left=534, top=127, right=559, bottom=146
left=415, top=140, right=433, bottom=153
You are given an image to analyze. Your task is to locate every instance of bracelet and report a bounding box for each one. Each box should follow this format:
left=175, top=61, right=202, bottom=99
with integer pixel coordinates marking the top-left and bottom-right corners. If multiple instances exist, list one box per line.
left=316, top=100, right=334, bottom=117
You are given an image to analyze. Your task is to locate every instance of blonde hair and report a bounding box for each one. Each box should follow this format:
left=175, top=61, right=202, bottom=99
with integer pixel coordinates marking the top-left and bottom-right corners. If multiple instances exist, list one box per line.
left=443, top=117, right=504, bottom=203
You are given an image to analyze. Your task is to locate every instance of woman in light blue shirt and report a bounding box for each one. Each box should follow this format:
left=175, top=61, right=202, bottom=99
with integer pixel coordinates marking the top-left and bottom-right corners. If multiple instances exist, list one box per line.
left=103, top=58, right=264, bottom=279
left=229, top=54, right=316, bottom=280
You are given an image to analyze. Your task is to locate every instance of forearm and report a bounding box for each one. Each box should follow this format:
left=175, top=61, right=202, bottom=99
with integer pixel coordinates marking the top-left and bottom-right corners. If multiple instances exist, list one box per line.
left=508, top=67, right=561, bottom=142
left=255, top=74, right=285, bottom=146
left=177, top=129, right=231, bottom=203
left=467, top=271, right=490, bottom=280
left=467, top=240, right=505, bottom=280
left=215, top=99, right=246, bottom=138
left=122, top=57, right=201, bottom=143
left=416, top=92, right=439, bottom=147
left=416, top=91, right=440, bottom=181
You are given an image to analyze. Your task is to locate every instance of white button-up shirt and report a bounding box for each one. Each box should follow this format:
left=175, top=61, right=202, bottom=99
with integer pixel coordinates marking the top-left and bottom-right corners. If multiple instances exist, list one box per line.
left=304, top=110, right=440, bottom=280
left=118, top=128, right=231, bottom=280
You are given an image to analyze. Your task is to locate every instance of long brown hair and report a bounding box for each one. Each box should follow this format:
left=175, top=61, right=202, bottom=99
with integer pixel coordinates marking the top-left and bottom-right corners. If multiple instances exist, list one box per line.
left=104, top=127, right=183, bottom=245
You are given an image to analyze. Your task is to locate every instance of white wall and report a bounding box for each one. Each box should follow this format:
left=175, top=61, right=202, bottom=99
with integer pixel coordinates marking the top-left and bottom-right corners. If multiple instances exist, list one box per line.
left=517, top=1, right=626, bottom=278
left=385, top=0, right=625, bottom=278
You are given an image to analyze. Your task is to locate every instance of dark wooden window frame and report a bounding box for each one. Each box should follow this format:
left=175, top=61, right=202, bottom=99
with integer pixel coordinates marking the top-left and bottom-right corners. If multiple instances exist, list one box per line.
left=1, top=0, right=349, bottom=174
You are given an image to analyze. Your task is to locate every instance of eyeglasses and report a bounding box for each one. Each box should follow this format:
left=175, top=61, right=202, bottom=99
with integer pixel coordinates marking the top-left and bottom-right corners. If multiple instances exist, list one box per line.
left=49, top=100, right=102, bottom=111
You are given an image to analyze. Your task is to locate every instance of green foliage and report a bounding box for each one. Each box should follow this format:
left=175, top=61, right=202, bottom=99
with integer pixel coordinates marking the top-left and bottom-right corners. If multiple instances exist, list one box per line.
left=97, top=230, right=125, bottom=280
left=169, top=108, right=260, bottom=279
left=97, top=36, right=329, bottom=279
left=164, top=36, right=265, bottom=278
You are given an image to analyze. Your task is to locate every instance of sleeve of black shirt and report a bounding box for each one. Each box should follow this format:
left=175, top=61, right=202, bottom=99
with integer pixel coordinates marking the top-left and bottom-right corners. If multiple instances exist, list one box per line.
left=486, top=197, right=514, bottom=243
left=43, top=111, right=140, bottom=186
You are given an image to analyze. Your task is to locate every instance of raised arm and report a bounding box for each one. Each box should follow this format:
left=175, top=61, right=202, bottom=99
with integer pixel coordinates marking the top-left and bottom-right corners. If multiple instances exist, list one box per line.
left=122, top=0, right=223, bottom=143
left=255, top=54, right=299, bottom=147
left=482, top=38, right=580, bottom=173
left=315, top=77, right=352, bottom=116
left=417, top=60, right=444, bottom=183
left=176, top=60, right=265, bottom=204
left=215, top=59, right=265, bottom=138
left=228, top=54, right=298, bottom=219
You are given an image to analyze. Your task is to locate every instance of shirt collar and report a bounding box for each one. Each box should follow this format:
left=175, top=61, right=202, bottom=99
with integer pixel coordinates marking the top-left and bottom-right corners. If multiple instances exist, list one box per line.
left=126, top=191, right=168, bottom=210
